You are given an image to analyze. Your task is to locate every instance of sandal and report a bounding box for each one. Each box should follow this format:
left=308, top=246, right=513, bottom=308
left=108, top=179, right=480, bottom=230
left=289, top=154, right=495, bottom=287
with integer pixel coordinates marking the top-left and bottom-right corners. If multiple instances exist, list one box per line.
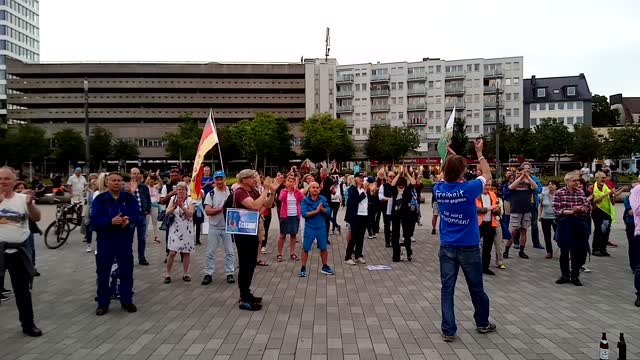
left=182, top=275, right=191, bottom=282
left=290, top=254, right=299, bottom=261
left=164, top=276, right=171, bottom=284
left=277, top=255, right=283, bottom=262
left=153, top=237, right=161, bottom=243
left=257, top=260, right=269, bottom=266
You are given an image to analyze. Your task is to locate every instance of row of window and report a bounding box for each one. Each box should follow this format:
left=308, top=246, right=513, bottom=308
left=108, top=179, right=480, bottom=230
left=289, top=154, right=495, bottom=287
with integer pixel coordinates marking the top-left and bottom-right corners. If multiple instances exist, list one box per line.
left=536, top=86, right=576, bottom=98
left=530, top=117, right=583, bottom=126
left=120, top=138, right=167, bottom=148
left=1, top=0, right=39, bottom=22
left=0, top=39, right=38, bottom=61
left=0, top=10, right=39, bottom=37
left=530, top=102, right=583, bottom=111
left=0, top=25, right=38, bottom=49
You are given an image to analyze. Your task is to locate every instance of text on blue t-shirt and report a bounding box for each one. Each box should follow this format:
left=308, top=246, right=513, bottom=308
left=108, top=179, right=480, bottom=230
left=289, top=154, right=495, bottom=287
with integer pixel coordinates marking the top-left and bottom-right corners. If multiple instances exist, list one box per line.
left=433, top=177, right=486, bottom=247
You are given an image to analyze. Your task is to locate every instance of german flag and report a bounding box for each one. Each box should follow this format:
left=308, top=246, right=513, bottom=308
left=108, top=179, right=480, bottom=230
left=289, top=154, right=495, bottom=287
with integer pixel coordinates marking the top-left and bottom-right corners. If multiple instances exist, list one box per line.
left=191, top=111, right=219, bottom=199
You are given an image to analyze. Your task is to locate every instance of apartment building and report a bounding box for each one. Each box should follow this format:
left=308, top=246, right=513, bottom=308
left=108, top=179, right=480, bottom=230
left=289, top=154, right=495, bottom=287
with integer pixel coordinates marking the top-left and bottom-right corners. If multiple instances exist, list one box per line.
left=316, top=56, right=524, bottom=153
left=523, top=74, right=592, bottom=129
left=610, top=93, right=640, bottom=125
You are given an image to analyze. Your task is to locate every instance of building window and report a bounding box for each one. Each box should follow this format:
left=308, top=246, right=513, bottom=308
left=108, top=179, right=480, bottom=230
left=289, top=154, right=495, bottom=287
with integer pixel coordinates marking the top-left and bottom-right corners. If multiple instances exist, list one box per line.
left=473, top=110, right=480, bottom=118
left=428, top=66, right=434, bottom=74
left=506, top=109, right=512, bottom=117
left=513, top=93, right=520, bottom=100
left=363, top=128, right=368, bottom=135
left=506, top=93, right=512, bottom=101
left=548, top=103, right=555, bottom=110
left=398, top=112, right=404, bottom=119
left=537, top=88, right=546, bottom=98
left=474, top=94, right=480, bottom=103
left=355, top=84, right=360, bottom=91
left=428, top=111, right=434, bottom=119
left=428, top=81, right=434, bottom=89
left=467, top=64, right=473, bottom=72
left=398, top=97, right=403, bottom=105
left=473, top=125, right=480, bottom=133
left=391, top=82, right=396, bottom=90
left=398, top=82, right=404, bottom=90
left=391, top=97, right=396, bottom=105
left=558, top=102, right=564, bottom=110
left=558, top=117, right=565, bottom=123
left=436, top=125, right=442, bottom=132
left=567, top=86, right=576, bottom=96
left=567, top=116, right=574, bottom=125
left=514, top=124, right=520, bottom=129
left=539, top=103, right=546, bottom=110
left=435, top=80, right=441, bottom=89
left=435, top=95, right=441, bottom=104
left=474, top=64, right=480, bottom=71
left=436, top=111, right=442, bottom=119
left=577, top=101, right=583, bottom=109
left=577, top=116, right=583, bottom=123
left=466, top=125, right=472, bottom=133
left=514, top=61, right=521, bottom=70
left=531, top=104, right=537, bottom=111
left=531, top=118, right=537, bottom=126
left=567, top=102, right=574, bottom=110
left=513, top=77, right=520, bottom=85
left=436, top=65, right=441, bottom=73
left=505, top=78, right=511, bottom=86
left=513, top=108, right=519, bottom=116
left=466, top=110, right=472, bottom=118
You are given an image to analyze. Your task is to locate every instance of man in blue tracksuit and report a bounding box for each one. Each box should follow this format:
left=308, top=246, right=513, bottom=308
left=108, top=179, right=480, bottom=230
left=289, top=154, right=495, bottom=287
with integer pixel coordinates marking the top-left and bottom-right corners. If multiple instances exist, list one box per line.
left=298, top=182, right=335, bottom=277
left=91, top=172, right=140, bottom=316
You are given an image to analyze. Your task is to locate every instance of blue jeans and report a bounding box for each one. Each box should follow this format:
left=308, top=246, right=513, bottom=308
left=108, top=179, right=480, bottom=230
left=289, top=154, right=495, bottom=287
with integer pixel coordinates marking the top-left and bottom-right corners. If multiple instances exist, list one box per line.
left=439, top=245, right=491, bottom=336
left=204, top=229, right=235, bottom=276
left=134, top=216, right=147, bottom=262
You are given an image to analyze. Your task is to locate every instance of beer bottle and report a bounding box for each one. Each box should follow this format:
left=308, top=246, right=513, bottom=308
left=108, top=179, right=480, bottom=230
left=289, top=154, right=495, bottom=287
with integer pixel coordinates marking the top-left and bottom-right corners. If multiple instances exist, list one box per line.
left=600, top=332, right=609, bottom=360
left=617, top=333, right=626, bottom=360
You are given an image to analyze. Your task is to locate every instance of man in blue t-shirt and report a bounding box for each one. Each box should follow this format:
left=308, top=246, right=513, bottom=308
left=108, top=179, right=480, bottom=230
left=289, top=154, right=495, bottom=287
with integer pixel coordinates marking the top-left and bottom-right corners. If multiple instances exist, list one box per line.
left=433, top=139, right=496, bottom=342
left=201, top=166, right=214, bottom=196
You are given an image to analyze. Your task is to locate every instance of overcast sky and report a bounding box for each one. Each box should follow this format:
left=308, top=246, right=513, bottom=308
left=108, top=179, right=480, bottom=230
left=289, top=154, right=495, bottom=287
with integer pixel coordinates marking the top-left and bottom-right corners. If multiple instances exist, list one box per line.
left=40, top=0, right=639, bottom=97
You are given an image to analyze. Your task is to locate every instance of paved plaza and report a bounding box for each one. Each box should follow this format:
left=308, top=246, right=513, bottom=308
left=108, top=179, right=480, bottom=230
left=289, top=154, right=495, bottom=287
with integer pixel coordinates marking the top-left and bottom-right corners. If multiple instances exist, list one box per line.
left=1, top=200, right=640, bottom=360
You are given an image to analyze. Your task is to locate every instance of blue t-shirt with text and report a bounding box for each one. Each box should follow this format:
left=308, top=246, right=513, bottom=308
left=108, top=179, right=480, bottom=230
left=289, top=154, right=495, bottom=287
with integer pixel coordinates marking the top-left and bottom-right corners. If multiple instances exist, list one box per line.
left=433, top=177, right=485, bottom=247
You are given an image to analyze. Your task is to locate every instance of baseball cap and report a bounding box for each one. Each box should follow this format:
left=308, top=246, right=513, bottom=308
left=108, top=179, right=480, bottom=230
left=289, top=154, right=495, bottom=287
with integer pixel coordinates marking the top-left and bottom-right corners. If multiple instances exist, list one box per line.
left=213, top=170, right=225, bottom=178
left=74, top=167, right=82, bottom=172
left=353, top=172, right=364, bottom=178
left=367, top=176, right=375, bottom=183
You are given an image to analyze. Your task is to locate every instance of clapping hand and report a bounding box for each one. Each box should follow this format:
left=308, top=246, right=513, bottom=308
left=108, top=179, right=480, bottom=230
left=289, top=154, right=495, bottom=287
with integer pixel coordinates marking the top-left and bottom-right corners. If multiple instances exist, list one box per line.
left=121, top=216, right=130, bottom=227
left=317, top=202, right=325, bottom=213
left=112, top=213, right=124, bottom=225
left=23, top=190, right=35, bottom=204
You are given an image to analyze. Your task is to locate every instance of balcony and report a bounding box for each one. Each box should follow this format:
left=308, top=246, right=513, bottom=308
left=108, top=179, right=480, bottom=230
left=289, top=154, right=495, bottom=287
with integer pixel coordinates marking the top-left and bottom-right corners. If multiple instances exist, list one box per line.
left=483, top=85, right=502, bottom=94
left=407, top=118, right=427, bottom=127
left=407, top=88, right=427, bottom=96
left=343, top=119, right=354, bottom=127
left=483, top=100, right=504, bottom=109
left=444, top=86, right=465, bottom=95
left=407, top=103, right=427, bottom=111
left=370, top=74, right=390, bottom=82
left=337, top=74, right=354, bottom=83
left=445, top=101, right=466, bottom=110
left=336, top=105, right=354, bottom=113
left=370, top=104, right=390, bottom=112
left=407, top=72, right=427, bottom=81
left=484, top=69, right=504, bottom=78
left=483, top=115, right=497, bottom=125
left=336, top=90, right=354, bottom=98
left=445, top=70, right=466, bottom=79
left=370, top=89, right=390, bottom=97
left=371, top=119, right=390, bottom=126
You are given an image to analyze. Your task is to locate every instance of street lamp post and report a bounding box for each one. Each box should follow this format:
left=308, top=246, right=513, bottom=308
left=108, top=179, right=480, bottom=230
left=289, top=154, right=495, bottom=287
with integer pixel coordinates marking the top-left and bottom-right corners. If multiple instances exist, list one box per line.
left=495, top=88, right=502, bottom=179
left=84, top=78, right=90, bottom=174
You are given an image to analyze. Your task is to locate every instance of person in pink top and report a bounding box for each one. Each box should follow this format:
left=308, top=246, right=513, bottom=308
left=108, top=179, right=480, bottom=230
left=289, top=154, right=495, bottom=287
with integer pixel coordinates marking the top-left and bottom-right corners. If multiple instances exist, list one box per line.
left=277, top=175, right=304, bottom=262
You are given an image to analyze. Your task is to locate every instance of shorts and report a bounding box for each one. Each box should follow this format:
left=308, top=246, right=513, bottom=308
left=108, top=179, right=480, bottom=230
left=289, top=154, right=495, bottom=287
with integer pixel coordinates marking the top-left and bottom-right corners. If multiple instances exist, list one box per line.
left=302, top=227, right=328, bottom=252
left=71, top=194, right=84, bottom=204
left=510, top=212, right=532, bottom=230
left=279, top=216, right=300, bottom=235
left=432, top=202, right=439, bottom=216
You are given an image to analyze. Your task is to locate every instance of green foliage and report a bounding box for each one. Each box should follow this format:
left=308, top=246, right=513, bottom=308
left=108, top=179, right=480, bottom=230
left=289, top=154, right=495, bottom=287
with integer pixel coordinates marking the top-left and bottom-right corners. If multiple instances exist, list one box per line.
left=450, top=118, right=469, bottom=157
left=301, top=113, right=355, bottom=163
left=364, top=125, right=420, bottom=163
left=483, top=123, right=512, bottom=162
left=228, top=113, right=294, bottom=167
left=1, top=124, right=50, bottom=167
left=602, top=126, right=640, bottom=159
left=163, top=113, right=202, bottom=161
left=112, top=139, right=140, bottom=160
left=592, top=94, right=620, bottom=127
left=510, top=128, right=536, bottom=160
left=571, top=123, right=602, bottom=163
left=212, top=125, right=242, bottom=162
left=53, top=128, right=85, bottom=166
left=89, top=126, right=114, bottom=167
left=532, top=118, right=574, bottom=162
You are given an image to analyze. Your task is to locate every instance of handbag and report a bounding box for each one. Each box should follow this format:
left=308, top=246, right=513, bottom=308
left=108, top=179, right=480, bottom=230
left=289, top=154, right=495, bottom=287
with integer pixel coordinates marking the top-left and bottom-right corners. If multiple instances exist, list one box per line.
left=159, top=198, right=176, bottom=231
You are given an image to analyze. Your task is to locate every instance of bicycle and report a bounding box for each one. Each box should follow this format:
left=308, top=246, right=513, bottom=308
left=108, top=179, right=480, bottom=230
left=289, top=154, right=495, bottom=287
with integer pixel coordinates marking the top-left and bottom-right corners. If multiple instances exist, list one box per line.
left=44, top=200, right=84, bottom=249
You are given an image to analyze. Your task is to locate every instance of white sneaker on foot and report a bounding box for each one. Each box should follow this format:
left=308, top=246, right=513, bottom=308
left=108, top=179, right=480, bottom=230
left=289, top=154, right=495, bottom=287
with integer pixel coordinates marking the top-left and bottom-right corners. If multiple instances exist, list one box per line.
left=356, top=257, right=367, bottom=264
left=261, top=247, right=267, bottom=254
left=344, top=259, right=357, bottom=265
left=85, top=244, right=92, bottom=252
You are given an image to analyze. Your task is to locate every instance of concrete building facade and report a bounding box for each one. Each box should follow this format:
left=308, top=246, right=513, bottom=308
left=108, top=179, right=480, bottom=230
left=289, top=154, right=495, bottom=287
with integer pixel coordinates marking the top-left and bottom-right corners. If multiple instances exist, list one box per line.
left=0, top=0, right=39, bottom=123
left=306, top=56, right=523, bottom=154
left=523, top=74, right=592, bottom=130
left=6, top=58, right=305, bottom=158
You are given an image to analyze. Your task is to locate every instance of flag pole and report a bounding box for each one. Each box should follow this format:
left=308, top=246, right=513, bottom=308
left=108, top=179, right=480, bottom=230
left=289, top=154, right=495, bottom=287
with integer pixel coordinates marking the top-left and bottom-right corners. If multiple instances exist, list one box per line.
left=209, top=109, right=225, bottom=173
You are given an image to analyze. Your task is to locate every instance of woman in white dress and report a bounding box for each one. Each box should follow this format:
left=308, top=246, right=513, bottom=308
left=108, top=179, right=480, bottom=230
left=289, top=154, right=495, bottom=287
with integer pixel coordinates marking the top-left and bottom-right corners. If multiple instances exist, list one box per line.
left=164, top=182, right=196, bottom=283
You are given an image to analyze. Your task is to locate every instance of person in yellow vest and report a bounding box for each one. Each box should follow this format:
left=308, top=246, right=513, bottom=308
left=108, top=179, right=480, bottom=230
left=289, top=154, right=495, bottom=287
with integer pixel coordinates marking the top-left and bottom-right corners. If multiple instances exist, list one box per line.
left=589, top=172, right=626, bottom=257
left=476, top=182, right=500, bottom=275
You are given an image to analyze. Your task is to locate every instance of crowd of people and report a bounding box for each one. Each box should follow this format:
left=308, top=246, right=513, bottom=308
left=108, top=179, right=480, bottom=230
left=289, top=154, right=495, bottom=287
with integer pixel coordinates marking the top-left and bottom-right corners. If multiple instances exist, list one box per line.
left=1, top=146, right=639, bottom=341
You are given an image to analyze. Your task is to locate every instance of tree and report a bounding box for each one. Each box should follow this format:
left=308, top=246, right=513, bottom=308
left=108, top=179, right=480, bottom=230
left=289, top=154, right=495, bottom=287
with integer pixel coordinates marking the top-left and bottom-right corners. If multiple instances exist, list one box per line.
left=228, top=113, right=293, bottom=168
left=212, top=125, right=243, bottom=163
left=571, top=124, right=602, bottom=163
left=301, top=113, right=355, bottom=164
left=2, top=124, right=50, bottom=167
left=450, top=118, right=469, bottom=157
left=510, top=127, right=536, bottom=161
left=53, top=128, right=85, bottom=166
left=112, top=139, right=140, bottom=161
left=163, top=113, right=202, bottom=162
left=364, top=125, right=420, bottom=163
left=533, top=118, right=574, bottom=175
left=483, top=123, right=512, bottom=162
left=602, top=126, right=640, bottom=159
left=592, top=94, right=620, bottom=128
left=89, top=126, right=113, bottom=169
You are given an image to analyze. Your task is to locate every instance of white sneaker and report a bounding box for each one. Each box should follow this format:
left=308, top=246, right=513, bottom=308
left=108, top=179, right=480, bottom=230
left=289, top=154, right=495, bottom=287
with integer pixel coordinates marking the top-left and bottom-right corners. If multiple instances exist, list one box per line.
left=344, top=259, right=357, bottom=265
left=261, top=247, right=268, bottom=254
left=356, top=257, right=367, bottom=264
left=367, top=235, right=374, bottom=239
left=581, top=266, right=591, bottom=273
left=85, top=244, right=92, bottom=252
left=411, top=237, right=416, bottom=242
